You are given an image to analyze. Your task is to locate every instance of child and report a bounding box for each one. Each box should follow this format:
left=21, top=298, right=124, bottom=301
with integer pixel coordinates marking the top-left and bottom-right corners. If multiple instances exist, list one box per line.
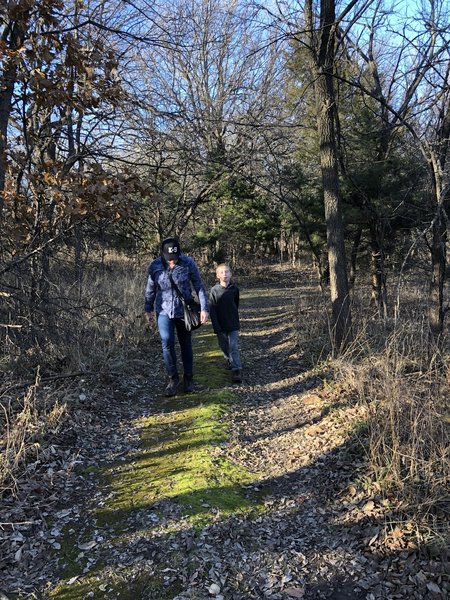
left=209, top=263, right=242, bottom=383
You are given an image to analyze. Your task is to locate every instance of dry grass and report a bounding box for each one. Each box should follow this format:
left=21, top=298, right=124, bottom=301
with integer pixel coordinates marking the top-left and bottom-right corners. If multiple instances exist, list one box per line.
left=1, top=251, right=148, bottom=378
left=1, top=253, right=448, bottom=548
left=0, top=369, right=69, bottom=494
left=0, top=250, right=150, bottom=494
left=293, top=282, right=450, bottom=549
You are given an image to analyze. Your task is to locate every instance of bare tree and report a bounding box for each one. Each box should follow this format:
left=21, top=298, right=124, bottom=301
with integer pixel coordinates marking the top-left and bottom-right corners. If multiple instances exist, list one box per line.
left=267, top=0, right=364, bottom=351
left=0, top=0, right=154, bottom=348
left=126, top=0, right=282, bottom=242
left=340, top=0, right=450, bottom=339
left=0, top=0, right=33, bottom=221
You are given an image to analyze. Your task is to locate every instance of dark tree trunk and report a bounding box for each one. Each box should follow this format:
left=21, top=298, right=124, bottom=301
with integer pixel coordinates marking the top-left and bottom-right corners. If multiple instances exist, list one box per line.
left=0, top=14, right=29, bottom=220
left=307, top=0, right=352, bottom=352
left=428, top=204, right=446, bottom=339
left=428, top=108, right=450, bottom=341
left=368, top=221, right=387, bottom=318
left=349, top=226, right=362, bottom=292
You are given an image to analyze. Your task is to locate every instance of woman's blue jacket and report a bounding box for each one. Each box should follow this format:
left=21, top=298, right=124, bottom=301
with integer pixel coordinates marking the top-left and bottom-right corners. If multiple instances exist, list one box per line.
left=144, top=255, right=209, bottom=318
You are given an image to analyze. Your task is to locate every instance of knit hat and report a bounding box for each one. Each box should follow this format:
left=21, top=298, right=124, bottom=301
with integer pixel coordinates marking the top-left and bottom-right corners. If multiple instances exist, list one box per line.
left=161, top=237, right=181, bottom=261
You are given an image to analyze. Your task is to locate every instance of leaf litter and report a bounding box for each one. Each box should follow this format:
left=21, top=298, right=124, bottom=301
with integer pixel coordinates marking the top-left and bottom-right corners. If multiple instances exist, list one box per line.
left=0, top=267, right=448, bottom=599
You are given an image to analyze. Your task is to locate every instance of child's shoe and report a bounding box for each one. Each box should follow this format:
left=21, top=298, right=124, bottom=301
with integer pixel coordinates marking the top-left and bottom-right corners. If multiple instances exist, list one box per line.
left=232, top=370, right=242, bottom=383
left=183, top=374, right=194, bottom=393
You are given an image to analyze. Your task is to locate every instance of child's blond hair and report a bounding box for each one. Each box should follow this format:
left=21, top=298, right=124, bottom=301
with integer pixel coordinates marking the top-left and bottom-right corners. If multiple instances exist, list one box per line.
left=216, top=263, right=231, bottom=275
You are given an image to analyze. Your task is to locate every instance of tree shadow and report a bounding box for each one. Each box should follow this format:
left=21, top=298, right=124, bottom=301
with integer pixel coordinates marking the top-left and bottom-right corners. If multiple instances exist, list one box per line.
left=36, top=278, right=448, bottom=600
left=45, top=427, right=449, bottom=600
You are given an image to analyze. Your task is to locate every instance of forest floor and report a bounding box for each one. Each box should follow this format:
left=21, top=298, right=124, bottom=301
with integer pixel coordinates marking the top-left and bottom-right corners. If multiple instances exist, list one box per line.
left=1, top=265, right=448, bottom=600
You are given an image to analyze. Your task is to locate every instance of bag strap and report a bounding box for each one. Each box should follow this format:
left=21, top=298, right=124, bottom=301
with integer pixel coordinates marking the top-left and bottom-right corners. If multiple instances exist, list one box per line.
left=168, top=270, right=186, bottom=302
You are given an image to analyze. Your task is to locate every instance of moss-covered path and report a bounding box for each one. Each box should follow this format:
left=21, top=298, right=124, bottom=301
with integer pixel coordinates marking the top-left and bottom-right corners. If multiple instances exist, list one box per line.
left=45, top=323, right=264, bottom=599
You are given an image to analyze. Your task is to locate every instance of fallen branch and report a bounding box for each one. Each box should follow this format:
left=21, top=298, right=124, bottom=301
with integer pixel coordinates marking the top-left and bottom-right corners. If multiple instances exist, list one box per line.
left=0, top=371, right=94, bottom=396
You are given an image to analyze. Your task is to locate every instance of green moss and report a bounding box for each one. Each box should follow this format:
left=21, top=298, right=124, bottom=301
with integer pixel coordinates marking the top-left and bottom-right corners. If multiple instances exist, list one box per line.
left=83, top=465, right=102, bottom=475
left=49, top=580, right=94, bottom=600
left=54, top=527, right=85, bottom=578
left=48, top=328, right=262, bottom=597
left=95, top=387, right=256, bottom=527
left=49, top=569, right=180, bottom=600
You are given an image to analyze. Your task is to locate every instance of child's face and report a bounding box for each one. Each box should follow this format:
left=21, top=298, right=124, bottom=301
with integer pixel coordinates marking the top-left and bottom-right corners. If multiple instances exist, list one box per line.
left=217, top=266, right=231, bottom=286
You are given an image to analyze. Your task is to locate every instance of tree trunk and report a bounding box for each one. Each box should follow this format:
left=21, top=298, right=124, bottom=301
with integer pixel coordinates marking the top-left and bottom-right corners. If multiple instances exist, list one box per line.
left=349, top=225, right=362, bottom=292
left=74, top=222, right=84, bottom=300
left=0, top=60, right=15, bottom=216
left=368, top=221, right=387, bottom=318
left=428, top=109, right=450, bottom=341
left=308, top=0, right=352, bottom=352
left=428, top=204, right=446, bottom=339
left=0, top=14, right=29, bottom=220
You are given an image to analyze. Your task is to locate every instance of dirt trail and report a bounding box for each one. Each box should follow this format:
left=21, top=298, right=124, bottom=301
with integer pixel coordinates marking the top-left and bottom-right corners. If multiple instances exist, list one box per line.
left=1, top=266, right=447, bottom=599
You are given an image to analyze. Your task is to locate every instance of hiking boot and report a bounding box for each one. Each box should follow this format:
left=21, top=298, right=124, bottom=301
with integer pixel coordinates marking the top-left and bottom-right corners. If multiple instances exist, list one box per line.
left=183, top=374, right=194, bottom=393
left=232, top=369, right=242, bottom=383
left=165, top=375, right=179, bottom=397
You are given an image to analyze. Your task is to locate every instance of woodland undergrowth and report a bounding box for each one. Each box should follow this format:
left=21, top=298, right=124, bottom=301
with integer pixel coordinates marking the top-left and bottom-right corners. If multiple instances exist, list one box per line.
left=293, top=284, right=450, bottom=551
left=0, top=251, right=147, bottom=497
left=1, top=252, right=449, bottom=552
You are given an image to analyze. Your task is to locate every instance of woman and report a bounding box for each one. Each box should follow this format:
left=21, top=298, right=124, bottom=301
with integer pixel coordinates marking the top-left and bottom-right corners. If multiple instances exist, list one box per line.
left=144, top=237, right=209, bottom=396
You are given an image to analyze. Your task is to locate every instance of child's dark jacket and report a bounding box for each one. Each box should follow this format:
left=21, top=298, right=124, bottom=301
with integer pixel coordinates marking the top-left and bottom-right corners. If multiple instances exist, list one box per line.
left=209, top=282, right=240, bottom=333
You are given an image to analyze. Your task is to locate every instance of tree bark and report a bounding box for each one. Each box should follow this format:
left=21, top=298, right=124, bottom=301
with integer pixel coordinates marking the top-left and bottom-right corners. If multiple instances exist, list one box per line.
left=306, top=0, right=352, bottom=352
left=368, top=221, right=387, bottom=318
left=429, top=204, right=446, bottom=339
left=349, top=225, right=362, bottom=291
left=0, top=16, right=29, bottom=219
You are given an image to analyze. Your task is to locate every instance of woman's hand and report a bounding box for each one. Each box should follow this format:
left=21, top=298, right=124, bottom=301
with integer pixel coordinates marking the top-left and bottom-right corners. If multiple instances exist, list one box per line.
left=200, top=310, right=209, bottom=324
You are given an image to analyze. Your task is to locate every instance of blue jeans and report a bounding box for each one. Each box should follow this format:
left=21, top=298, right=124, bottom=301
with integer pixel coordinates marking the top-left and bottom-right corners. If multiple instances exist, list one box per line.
left=216, top=330, right=241, bottom=370
left=157, top=313, right=193, bottom=377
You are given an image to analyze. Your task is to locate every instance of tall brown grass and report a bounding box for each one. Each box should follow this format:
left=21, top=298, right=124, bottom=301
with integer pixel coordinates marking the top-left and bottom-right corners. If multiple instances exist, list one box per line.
left=293, top=282, right=450, bottom=550
left=0, top=250, right=153, bottom=494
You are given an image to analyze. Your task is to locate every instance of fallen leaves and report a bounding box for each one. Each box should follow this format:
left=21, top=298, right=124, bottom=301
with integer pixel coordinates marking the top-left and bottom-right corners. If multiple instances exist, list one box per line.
left=1, top=273, right=448, bottom=600
left=208, top=582, right=221, bottom=595
left=77, top=540, right=97, bottom=551
left=284, top=586, right=306, bottom=598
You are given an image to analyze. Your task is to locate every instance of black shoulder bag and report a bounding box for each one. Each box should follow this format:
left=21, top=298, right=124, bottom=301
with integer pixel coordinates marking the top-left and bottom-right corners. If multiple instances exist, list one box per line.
left=168, top=271, right=202, bottom=331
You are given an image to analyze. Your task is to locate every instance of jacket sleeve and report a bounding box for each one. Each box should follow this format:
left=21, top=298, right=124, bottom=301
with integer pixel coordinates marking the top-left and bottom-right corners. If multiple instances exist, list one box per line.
left=189, top=259, right=209, bottom=312
left=144, top=270, right=156, bottom=312
left=209, top=288, right=221, bottom=333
